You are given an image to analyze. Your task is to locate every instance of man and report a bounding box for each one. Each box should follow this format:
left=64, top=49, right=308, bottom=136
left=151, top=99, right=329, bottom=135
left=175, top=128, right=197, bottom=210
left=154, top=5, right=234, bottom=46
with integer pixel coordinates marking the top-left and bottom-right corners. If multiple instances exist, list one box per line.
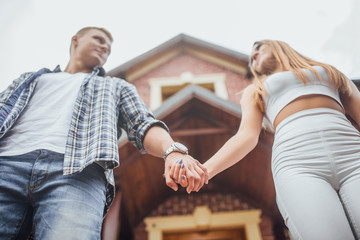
left=0, top=27, right=208, bottom=240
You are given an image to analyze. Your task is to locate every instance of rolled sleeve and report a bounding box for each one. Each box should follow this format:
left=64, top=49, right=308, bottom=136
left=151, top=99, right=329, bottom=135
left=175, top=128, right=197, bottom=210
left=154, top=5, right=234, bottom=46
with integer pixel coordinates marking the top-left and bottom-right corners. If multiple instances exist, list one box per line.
left=134, top=119, right=169, bottom=153
left=118, top=82, right=169, bottom=153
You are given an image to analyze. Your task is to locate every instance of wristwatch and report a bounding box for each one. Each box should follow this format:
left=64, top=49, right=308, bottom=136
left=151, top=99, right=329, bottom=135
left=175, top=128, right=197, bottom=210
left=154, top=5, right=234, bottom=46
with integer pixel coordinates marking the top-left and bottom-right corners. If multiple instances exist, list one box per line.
left=163, top=142, right=189, bottom=160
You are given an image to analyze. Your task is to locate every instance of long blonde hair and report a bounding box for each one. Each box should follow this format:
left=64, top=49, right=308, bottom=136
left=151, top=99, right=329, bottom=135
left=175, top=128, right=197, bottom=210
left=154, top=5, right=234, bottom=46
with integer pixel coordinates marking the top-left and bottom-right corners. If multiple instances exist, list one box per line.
left=250, top=40, right=350, bottom=112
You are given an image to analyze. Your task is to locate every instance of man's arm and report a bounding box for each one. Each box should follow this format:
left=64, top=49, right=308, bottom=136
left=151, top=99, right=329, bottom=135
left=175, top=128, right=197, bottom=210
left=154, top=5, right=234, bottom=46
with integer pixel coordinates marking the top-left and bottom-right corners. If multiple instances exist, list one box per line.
left=117, top=81, right=208, bottom=192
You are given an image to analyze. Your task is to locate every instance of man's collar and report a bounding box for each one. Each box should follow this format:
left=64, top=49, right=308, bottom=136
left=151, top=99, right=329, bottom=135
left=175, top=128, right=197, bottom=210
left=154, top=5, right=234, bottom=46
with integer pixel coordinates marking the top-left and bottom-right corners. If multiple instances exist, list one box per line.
left=93, top=66, right=105, bottom=77
left=53, top=65, right=62, bottom=73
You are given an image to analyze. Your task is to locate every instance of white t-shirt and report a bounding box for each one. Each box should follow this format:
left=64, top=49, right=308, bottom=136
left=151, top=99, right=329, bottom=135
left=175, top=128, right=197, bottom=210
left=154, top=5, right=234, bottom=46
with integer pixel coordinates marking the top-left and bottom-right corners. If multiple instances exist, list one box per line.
left=0, top=72, right=86, bottom=156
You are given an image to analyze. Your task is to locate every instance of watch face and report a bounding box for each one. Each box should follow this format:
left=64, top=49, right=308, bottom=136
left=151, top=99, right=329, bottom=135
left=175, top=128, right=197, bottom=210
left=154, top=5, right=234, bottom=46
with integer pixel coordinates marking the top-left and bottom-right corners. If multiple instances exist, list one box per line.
left=174, top=142, right=188, bottom=151
left=164, top=142, right=189, bottom=159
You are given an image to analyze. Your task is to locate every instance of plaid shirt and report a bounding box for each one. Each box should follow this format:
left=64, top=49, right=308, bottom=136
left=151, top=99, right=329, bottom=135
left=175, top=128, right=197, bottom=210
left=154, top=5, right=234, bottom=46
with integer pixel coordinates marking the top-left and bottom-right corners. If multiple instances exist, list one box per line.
left=0, top=66, right=168, bottom=215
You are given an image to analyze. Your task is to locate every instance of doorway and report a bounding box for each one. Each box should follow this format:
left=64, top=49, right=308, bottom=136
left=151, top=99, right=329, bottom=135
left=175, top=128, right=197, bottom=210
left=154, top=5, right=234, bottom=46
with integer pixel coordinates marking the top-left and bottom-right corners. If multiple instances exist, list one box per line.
left=164, top=228, right=246, bottom=240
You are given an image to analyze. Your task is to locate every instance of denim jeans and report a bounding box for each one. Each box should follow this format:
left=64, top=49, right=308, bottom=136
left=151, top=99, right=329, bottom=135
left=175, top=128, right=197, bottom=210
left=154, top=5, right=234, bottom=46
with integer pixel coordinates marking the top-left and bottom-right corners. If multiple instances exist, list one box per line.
left=0, top=150, right=107, bottom=240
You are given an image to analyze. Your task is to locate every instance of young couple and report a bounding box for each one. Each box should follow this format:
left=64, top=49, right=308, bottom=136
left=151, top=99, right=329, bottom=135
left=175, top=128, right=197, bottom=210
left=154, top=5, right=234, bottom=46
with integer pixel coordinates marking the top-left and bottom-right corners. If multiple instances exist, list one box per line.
left=0, top=27, right=359, bottom=240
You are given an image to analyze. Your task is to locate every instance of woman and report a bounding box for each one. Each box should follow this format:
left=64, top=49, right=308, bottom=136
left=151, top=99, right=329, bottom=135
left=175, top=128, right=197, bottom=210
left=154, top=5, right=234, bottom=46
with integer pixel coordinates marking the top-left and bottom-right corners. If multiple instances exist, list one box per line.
left=170, top=40, right=360, bottom=239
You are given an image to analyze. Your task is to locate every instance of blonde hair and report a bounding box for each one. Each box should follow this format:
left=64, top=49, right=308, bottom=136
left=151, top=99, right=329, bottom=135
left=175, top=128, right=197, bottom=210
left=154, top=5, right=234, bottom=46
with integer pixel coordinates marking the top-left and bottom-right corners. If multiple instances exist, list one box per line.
left=69, top=27, right=113, bottom=53
left=250, top=40, right=350, bottom=112
left=76, top=27, right=113, bottom=42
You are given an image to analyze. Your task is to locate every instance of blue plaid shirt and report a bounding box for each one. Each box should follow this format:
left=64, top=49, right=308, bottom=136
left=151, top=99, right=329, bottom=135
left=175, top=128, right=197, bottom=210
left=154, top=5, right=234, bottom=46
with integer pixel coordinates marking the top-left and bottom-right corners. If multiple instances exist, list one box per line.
left=0, top=66, right=168, bottom=215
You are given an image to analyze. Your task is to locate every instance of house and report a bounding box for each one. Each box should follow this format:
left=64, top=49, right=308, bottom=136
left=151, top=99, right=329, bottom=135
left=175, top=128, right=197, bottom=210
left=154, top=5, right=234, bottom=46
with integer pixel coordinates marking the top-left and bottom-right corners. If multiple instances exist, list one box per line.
left=101, top=34, right=291, bottom=240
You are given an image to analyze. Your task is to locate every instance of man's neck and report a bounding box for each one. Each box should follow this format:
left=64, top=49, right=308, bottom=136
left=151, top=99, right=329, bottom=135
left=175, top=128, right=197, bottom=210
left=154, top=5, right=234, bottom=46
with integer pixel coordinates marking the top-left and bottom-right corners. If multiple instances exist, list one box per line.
left=64, top=61, right=93, bottom=74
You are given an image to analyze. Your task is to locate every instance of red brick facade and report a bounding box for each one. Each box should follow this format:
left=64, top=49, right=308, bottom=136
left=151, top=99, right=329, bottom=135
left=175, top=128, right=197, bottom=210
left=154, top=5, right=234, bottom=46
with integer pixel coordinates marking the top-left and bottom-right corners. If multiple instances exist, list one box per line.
left=131, top=53, right=251, bottom=106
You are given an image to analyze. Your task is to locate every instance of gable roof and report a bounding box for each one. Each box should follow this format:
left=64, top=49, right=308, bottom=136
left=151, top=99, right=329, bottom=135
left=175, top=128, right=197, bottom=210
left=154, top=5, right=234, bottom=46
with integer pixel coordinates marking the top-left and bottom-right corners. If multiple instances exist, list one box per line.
left=107, top=33, right=250, bottom=80
left=353, top=78, right=360, bottom=87
left=154, top=84, right=242, bottom=118
left=118, top=84, right=245, bottom=144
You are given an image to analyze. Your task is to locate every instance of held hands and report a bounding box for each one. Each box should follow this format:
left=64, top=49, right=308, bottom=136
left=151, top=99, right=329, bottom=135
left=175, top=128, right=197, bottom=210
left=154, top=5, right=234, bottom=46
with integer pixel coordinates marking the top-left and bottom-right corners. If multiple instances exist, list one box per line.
left=164, top=152, right=209, bottom=193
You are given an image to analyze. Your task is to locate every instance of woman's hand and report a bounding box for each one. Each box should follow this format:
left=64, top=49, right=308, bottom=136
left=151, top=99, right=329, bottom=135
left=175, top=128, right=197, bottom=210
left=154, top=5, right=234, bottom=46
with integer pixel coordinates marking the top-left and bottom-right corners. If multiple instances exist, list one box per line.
left=167, top=155, right=208, bottom=193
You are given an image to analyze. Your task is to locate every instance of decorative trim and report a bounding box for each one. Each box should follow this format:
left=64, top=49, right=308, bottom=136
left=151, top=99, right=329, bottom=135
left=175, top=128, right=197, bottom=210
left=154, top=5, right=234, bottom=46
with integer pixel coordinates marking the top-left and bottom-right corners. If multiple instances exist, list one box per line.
left=145, top=206, right=263, bottom=240
left=127, top=49, right=181, bottom=82
left=149, top=72, right=228, bottom=110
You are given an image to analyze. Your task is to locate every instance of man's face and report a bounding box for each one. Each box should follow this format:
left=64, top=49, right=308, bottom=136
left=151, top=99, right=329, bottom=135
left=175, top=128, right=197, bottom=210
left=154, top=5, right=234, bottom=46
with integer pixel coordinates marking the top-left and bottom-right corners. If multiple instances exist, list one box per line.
left=250, top=44, right=278, bottom=76
left=72, top=29, right=112, bottom=68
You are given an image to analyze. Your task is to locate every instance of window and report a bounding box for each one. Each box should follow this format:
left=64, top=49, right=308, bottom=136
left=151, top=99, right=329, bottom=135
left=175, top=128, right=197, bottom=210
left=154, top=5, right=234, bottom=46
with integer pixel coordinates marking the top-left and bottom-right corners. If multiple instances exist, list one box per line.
left=149, top=72, right=228, bottom=110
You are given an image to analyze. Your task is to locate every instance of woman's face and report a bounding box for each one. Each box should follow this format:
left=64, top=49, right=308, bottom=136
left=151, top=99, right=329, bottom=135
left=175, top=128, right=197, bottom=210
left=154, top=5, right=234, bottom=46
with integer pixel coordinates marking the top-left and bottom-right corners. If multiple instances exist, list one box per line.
left=250, top=43, right=279, bottom=75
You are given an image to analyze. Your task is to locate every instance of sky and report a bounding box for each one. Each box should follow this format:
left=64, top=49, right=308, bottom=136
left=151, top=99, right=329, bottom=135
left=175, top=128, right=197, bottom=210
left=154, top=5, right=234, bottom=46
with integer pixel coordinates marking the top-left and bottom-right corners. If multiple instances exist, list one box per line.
left=0, top=0, right=359, bottom=92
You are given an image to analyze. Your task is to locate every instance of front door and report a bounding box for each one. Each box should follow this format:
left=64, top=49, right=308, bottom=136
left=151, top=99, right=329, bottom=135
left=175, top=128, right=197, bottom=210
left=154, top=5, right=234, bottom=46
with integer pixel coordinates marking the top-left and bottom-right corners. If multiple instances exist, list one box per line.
left=163, top=228, right=246, bottom=240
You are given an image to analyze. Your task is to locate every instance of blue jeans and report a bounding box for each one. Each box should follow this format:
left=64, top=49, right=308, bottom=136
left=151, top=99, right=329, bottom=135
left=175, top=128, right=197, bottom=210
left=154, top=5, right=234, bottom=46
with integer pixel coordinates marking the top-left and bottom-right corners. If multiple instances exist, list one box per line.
left=0, top=150, right=107, bottom=240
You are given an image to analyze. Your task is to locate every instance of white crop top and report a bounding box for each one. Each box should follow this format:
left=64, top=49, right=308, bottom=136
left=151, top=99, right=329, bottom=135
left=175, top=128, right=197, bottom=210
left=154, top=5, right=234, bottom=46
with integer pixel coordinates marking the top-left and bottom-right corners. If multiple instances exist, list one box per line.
left=263, top=66, right=343, bottom=126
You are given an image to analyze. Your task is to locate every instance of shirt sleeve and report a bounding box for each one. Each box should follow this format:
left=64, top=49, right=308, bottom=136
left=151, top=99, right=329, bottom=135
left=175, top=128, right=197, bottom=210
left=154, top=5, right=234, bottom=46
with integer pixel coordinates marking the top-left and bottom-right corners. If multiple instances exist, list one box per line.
left=117, top=81, right=169, bottom=153
left=0, top=73, right=31, bottom=110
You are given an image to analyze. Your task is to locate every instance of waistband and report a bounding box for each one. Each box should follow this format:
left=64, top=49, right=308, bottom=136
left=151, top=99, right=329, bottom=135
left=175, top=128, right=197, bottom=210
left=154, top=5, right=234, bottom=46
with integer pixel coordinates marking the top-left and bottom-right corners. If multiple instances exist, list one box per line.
left=275, top=108, right=345, bottom=133
left=275, top=108, right=351, bottom=136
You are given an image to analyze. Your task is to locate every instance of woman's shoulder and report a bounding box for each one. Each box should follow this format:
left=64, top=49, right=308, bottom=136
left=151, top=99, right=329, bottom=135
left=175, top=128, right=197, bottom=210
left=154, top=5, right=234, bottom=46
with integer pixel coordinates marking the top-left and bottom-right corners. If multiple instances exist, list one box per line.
left=240, top=84, right=258, bottom=104
left=243, top=84, right=257, bottom=96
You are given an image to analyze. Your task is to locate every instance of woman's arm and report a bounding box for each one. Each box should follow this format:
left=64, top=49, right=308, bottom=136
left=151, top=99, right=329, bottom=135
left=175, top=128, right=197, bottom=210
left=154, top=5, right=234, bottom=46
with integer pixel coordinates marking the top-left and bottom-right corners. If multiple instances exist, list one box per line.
left=169, top=85, right=264, bottom=185
left=340, top=79, right=360, bottom=128
left=204, top=85, right=264, bottom=179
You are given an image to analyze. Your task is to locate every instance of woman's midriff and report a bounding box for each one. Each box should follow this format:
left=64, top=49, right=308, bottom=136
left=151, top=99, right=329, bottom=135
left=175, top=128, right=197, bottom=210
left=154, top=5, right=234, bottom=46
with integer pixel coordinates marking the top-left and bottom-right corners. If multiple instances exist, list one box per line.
left=273, top=94, right=345, bottom=130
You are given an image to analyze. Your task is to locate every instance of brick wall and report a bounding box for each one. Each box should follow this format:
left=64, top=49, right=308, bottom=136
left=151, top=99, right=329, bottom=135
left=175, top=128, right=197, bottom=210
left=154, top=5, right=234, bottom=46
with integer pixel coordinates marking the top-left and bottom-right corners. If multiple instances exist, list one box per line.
left=133, top=192, right=277, bottom=240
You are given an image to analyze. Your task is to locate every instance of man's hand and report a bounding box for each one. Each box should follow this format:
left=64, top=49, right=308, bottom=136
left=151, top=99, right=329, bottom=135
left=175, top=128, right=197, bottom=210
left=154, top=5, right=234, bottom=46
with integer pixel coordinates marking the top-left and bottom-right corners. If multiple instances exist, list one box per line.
left=164, top=152, right=209, bottom=193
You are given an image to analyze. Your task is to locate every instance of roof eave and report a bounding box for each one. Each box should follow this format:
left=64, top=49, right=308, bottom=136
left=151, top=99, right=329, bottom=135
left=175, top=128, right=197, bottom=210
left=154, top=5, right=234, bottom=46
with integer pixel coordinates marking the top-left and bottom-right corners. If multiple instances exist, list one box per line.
left=106, top=33, right=249, bottom=78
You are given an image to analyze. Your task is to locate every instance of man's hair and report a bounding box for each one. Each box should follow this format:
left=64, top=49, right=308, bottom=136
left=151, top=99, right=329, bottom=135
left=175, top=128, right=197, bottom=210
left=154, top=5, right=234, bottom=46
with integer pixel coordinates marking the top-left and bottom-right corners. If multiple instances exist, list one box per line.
left=75, top=26, right=113, bottom=42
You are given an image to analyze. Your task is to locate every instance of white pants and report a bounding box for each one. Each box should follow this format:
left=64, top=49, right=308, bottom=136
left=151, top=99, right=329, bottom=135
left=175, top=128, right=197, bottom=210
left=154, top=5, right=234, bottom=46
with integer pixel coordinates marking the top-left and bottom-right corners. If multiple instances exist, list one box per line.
left=272, top=108, right=360, bottom=240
